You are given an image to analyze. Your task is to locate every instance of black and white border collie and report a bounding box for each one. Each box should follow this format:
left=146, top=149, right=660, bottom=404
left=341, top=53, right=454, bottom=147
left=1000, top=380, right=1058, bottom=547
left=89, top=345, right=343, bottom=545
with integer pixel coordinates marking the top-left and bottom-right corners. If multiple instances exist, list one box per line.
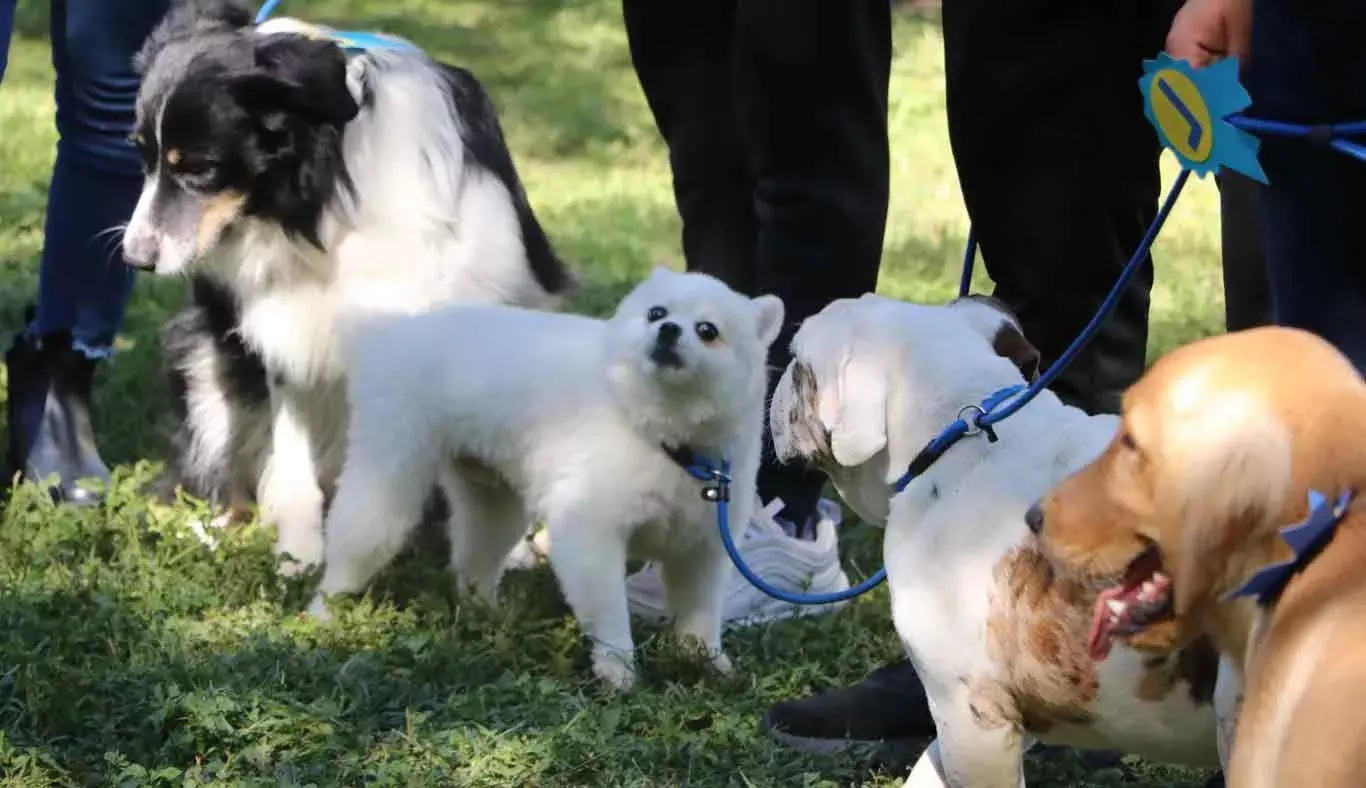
left=123, top=0, right=571, bottom=570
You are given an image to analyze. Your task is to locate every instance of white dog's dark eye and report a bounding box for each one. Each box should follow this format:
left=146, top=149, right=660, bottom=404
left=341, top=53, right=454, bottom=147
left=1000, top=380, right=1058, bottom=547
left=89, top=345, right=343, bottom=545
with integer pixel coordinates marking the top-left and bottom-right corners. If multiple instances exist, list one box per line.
left=647, top=306, right=668, bottom=322
left=695, top=321, right=719, bottom=342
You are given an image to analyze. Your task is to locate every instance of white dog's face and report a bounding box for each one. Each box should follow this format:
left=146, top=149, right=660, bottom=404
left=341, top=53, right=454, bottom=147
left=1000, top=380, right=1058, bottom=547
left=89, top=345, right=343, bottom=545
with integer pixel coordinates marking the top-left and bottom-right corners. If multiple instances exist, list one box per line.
left=606, top=267, right=784, bottom=424
left=769, top=294, right=1040, bottom=524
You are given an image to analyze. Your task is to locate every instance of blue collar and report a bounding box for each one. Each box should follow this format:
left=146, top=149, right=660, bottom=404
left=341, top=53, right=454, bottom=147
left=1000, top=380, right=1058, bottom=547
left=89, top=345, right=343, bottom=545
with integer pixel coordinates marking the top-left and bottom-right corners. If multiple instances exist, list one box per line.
left=892, top=384, right=1024, bottom=494
left=255, top=13, right=421, bottom=54
left=660, top=444, right=732, bottom=503
left=325, top=30, right=421, bottom=53
left=1225, top=489, right=1355, bottom=607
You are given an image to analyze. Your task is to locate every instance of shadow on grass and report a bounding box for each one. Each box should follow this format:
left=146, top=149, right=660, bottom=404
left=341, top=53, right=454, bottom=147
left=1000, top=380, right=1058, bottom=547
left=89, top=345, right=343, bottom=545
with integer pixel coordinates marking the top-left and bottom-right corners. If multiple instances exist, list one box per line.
left=0, top=476, right=910, bottom=785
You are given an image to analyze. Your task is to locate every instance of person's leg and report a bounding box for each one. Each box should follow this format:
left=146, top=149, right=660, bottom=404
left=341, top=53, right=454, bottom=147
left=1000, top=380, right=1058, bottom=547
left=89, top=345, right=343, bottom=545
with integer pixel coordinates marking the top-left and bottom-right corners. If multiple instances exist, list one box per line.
left=945, top=0, right=1176, bottom=416
left=1217, top=172, right=1271, bottom=333
left=6, top=0, right=169, bottom=503
left=762, top=0, right=1176, bottom=759
left=734, top=0, right=892, bottom=529
left=622, top=0, right=758, bottom=294
left=1245, top=0, right=1366, bottom=373
left=0, top=0, right=14, bottom=81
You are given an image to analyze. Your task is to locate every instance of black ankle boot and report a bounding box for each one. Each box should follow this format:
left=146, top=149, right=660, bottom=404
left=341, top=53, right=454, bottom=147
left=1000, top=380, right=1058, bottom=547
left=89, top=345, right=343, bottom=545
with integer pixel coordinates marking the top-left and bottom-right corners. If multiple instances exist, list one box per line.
left=5, top=330, right=112, bottom=506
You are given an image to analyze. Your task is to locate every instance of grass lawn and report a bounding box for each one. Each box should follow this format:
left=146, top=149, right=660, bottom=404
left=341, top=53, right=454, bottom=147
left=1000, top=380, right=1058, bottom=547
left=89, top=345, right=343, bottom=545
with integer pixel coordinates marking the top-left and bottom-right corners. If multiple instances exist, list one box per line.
left=0, top=1, right=1227, bottom=785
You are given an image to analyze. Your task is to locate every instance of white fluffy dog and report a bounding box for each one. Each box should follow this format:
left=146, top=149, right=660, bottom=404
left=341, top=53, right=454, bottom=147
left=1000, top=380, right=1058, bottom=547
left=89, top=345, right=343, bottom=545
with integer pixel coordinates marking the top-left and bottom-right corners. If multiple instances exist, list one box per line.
left=769, top=294, right=1223, bottom=786
left=310, top=268, right=783, bottom=689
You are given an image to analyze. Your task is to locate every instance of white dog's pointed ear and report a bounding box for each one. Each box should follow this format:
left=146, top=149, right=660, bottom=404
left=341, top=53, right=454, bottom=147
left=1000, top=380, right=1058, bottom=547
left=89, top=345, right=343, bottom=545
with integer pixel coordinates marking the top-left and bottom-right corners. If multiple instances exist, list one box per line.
left=751, top=294, right=785, bottom=348
left=818, top=348, right=889, bottom=467
left=951, top=295, right=1042, bottom=382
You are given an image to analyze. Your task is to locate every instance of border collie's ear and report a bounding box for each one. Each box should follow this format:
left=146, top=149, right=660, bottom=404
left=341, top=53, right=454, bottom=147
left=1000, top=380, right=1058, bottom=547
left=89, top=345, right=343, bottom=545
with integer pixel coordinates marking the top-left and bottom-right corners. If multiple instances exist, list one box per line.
left=135, top=0, right=254, bottom=74
left=234, top=35, right=360, bottom=127
left=951, top=295, right=1042, bottom=382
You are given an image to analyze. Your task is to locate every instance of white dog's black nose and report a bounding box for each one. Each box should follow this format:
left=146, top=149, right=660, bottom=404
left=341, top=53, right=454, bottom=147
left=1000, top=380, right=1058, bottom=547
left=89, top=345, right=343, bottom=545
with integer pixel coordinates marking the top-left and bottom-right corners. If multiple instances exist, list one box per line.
left=1025, top=502, right=1044, bottom=534
left=656, top=321, right=681, bottom=346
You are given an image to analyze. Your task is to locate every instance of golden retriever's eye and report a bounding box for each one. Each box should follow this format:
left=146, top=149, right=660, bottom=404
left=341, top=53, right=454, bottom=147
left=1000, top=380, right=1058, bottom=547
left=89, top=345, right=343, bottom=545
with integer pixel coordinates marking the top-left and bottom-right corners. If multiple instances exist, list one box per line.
left=646, top=306, right=668, bottom=322
left=695, top=321, right=719, bottom=342
left=1120, top=432, right=1137, bottom=451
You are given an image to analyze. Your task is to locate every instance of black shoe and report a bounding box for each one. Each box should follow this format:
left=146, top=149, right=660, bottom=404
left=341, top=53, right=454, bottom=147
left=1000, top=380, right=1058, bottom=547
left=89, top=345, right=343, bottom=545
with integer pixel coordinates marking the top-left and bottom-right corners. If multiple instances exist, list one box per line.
left=760, top=658, right=935, bottom=764
left=5, top=329, right=112, bottom=506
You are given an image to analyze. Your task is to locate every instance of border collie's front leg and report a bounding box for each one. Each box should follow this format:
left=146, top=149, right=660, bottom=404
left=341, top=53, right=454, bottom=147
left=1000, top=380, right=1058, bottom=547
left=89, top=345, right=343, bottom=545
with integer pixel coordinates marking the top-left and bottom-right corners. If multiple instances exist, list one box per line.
left=260, top=382, right=325, bottom=573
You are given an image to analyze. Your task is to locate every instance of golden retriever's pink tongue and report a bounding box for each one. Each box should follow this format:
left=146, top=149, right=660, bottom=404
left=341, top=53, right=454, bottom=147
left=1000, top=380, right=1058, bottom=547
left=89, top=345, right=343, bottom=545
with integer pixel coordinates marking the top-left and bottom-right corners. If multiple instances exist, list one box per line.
left=1089, top=586, right=1124, bottom=661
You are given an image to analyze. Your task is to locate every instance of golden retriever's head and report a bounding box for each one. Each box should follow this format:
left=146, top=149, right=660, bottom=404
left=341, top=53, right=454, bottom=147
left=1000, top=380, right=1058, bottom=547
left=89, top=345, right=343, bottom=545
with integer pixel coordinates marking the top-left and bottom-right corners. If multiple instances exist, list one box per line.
left=1030, top=327, right=1366, bottom=661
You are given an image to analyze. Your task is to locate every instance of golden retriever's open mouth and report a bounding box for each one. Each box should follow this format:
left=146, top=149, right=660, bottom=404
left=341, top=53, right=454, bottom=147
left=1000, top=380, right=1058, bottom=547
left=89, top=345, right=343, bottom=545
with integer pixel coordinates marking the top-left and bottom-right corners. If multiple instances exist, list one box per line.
left=1088, top=544, right=1173, bottom=661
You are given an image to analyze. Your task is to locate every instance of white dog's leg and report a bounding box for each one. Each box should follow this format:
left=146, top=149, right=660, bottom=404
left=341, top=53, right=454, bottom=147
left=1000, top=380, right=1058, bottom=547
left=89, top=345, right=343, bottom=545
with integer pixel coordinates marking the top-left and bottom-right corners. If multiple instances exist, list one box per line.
left=659, top=546, right=731, bottom=674
left=442, top=466, right=527, bottom=606
left=904, top=703, right=1026, bottom=788
left=904, top=739, right=949, bottom=788
left=259, top=385, right=325, bottom=573
left=308, top=406, right=441, bottom=618
left=544, top=505, right=635, bottom=690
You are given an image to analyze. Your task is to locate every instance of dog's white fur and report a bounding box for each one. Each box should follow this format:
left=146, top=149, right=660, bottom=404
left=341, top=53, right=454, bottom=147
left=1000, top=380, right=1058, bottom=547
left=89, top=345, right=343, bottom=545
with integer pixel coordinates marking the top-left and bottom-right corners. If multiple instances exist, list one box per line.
left=309, top=268, right=783, bottom=689
left=770, top=294, right=1220, bottom=786
left=127, top=40, right=563, bottom=568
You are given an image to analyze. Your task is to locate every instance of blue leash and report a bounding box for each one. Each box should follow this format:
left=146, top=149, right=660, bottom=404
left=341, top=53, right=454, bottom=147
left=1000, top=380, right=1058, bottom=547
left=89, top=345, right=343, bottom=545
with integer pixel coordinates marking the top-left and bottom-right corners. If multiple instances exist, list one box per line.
left=255, top=0, right=282, bottom=23
left=714, top=109, right=1366, bottom=607
left=701, top=167, right=1193, bottom=607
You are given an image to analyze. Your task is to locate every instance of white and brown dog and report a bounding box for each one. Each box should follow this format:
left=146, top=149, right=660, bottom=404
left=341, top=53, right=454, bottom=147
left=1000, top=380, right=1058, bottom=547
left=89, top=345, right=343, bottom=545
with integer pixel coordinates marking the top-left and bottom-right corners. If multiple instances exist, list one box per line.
left=769, top=293, right=1222, bottom=787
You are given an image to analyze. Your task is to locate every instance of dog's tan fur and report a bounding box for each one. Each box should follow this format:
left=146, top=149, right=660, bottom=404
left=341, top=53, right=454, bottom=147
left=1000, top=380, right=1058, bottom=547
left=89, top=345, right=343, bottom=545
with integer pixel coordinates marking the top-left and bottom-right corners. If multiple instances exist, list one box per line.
left=1034, top=326, right=1366, bottom=786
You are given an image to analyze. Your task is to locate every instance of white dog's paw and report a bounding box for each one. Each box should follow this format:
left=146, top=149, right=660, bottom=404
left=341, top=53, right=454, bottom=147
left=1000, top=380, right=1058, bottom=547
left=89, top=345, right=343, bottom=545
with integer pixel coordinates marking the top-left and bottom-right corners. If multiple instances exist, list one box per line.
left=502, top=529, right=550, bottom=571
left=710, top=651, right=734, bottom=675
left=277, top=556, right=320, bottom=578
left=305, top=594, right=334, bottom=621
left=592, top=652, right=638, bottom=691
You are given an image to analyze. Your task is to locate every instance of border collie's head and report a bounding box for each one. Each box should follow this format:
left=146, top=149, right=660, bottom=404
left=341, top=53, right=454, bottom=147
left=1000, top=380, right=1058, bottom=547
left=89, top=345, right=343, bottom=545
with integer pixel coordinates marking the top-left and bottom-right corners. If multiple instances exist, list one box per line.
left=123, top=0, right=360, bottom=274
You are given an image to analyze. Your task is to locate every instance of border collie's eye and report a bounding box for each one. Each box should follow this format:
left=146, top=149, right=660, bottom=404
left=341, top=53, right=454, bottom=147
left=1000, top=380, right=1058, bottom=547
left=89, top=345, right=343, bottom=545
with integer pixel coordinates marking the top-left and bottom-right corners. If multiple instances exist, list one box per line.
left=646, top=306, right=668, bottom=322
left=695, top=321, right=719, bottom=342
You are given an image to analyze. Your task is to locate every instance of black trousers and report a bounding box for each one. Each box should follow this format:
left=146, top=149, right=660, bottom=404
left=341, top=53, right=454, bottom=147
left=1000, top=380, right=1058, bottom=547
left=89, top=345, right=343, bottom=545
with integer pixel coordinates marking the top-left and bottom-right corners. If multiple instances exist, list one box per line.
left=1219, top=172, right=1271, bottom=333
left=943, top=0, right=1182, bottom=415
left=623, top=0, right=893, bottom=526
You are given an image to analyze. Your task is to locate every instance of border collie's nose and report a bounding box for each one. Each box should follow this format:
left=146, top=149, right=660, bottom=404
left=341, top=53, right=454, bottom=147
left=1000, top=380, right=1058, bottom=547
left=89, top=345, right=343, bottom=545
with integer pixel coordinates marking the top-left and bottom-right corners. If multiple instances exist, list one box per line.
left=121, top=235, right=157, bottom=270
left=1025, top=502, right=1044, bottom=534
left=656, top=321, right=681, bottom=346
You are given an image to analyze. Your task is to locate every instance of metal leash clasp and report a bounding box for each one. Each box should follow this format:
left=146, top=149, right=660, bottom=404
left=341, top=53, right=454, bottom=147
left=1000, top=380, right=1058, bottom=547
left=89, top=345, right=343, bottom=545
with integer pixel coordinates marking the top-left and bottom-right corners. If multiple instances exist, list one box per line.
left=956, top=404, right=999, bottom=443
left=702, top=468, right=731, bottom=503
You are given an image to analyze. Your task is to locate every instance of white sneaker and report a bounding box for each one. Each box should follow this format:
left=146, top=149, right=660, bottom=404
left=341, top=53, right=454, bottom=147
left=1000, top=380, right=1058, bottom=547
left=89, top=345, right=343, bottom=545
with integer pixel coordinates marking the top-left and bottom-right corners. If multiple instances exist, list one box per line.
left=625, top=497, right=851, bottom=626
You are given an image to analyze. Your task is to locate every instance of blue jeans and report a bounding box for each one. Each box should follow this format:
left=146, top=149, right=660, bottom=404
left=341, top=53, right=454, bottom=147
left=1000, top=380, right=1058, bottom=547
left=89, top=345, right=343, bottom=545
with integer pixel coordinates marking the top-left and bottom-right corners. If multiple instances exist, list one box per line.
left=1245, top=0, right=1366, bottom=373
left=0, top=0, right=170, bottom=358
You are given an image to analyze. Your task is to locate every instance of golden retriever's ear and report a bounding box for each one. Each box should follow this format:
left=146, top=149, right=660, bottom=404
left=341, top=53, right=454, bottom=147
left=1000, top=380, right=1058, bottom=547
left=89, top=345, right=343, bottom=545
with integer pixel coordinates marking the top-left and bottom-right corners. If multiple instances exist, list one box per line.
left=1164, top=399, right=1294, bottom=615
left=950, top=295, right=1041, bottom=381
left=815, top=347, right=889, bottom=468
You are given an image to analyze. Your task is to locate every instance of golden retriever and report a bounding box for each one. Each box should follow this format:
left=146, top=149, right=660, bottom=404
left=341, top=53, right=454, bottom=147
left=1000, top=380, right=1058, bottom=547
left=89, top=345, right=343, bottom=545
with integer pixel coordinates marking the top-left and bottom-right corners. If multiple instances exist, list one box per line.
left=1027, top=326, right=1366, bottom=787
